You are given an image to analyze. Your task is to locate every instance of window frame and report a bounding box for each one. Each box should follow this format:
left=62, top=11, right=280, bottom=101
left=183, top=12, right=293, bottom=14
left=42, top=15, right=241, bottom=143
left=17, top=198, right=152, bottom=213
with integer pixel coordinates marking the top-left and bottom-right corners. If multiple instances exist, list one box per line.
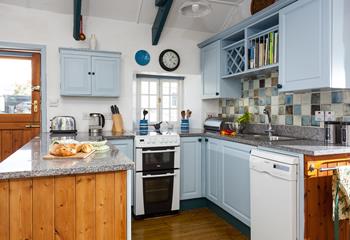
left=136, top=77, right=183, bottom=125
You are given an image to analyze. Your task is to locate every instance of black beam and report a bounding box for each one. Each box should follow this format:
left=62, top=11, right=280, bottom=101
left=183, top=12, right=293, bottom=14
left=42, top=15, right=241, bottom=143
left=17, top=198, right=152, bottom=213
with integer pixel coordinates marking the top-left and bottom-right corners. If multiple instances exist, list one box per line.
left=73, top=0, right=81, bottom=41
left=155, top=0, right=167, bottom=7
left=152, top=0, right=173, bottom=45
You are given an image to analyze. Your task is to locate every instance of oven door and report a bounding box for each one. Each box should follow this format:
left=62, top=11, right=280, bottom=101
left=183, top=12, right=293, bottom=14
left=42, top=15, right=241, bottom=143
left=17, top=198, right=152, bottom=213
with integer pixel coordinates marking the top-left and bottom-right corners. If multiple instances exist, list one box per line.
left=135, top=146, right=180, bottom=172
left=134, top=169, right=180, bottom=216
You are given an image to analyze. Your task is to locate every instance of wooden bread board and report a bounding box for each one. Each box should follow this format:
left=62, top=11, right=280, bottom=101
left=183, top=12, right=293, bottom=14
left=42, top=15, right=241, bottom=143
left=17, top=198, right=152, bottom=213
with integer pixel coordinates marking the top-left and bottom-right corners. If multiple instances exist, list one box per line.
left=43, top=150, right=96, bottom=160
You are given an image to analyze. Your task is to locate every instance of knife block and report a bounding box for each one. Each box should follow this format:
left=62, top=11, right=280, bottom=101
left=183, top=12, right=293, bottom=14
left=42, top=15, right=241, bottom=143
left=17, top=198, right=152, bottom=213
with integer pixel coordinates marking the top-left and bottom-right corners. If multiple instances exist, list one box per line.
left=112, top=114, right=124, bottom=133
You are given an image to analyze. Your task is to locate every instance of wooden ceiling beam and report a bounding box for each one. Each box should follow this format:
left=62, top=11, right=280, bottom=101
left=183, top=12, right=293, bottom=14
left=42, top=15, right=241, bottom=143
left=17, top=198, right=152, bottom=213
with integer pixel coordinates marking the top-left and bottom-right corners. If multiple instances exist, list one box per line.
left=73, top=0, right=81, bottom=41
left=152, top=0, right=173, bottom=45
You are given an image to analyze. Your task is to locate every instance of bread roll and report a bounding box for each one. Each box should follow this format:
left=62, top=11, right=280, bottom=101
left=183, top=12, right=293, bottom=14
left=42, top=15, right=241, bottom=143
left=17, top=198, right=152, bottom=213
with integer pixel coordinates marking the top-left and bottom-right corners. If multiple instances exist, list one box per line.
left=79, top=144, right=93, bottom=153
left=50, top=144, right=77, bottom=157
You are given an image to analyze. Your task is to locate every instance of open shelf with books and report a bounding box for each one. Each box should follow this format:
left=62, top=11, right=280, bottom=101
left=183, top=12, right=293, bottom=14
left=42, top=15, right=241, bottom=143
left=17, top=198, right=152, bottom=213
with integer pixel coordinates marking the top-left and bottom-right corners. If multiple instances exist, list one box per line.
left=220, top=13, right=279, bottom=80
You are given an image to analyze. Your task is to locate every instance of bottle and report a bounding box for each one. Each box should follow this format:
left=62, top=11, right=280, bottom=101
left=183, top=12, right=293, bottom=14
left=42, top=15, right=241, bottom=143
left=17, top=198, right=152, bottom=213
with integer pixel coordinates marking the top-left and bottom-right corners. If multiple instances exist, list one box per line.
left=89, top=34, right=97, bottom=50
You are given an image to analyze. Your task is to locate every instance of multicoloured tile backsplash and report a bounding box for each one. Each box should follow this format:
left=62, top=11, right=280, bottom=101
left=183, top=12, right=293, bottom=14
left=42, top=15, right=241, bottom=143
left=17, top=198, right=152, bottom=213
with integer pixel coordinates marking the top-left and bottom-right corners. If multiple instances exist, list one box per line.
left=219, top=72, right=350, bottom=128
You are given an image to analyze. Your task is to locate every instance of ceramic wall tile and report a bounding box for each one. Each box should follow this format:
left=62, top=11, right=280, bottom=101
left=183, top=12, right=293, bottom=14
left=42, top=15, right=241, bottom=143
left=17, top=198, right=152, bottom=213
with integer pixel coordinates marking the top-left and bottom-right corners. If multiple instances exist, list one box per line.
left=219, top=73, right=350, bottom=128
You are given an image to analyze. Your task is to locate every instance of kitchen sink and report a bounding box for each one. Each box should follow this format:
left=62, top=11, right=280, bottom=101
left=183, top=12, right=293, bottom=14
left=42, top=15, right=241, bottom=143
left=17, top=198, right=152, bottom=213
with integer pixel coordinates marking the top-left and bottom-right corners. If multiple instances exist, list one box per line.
left=239, top=134, right=298, bottom=142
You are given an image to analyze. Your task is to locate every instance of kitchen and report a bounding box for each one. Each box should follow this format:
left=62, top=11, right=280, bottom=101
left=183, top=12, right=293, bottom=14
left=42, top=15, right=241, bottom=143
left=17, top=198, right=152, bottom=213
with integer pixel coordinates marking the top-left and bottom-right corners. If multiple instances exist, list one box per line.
left=0, top=0, right=350, bottom=240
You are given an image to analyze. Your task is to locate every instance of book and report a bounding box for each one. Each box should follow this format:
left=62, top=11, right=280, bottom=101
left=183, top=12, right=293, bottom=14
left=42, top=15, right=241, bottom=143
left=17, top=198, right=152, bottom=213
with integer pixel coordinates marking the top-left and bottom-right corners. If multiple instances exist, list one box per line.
left=259, top=39, right=264, bottom=67
left=249, top=47, right=255, bottom=69
left=274, top=32, right=279, bottom=63
left=265, top=36, right=269, bottom=66
left=269, top=32, right=274, bottom=65
left=255, top=40, right=259, bottom=68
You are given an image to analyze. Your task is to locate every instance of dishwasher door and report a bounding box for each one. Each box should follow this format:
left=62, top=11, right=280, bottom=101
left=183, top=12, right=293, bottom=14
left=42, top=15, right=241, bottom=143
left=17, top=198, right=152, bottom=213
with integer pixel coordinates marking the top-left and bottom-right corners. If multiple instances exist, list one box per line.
left=250, top=150, right=298, bottom=240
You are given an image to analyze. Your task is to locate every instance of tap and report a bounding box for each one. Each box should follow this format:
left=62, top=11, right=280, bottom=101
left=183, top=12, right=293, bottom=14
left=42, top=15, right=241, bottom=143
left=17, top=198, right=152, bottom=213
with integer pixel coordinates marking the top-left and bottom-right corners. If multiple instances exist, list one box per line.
left=263, top=108, right=274, bottom=138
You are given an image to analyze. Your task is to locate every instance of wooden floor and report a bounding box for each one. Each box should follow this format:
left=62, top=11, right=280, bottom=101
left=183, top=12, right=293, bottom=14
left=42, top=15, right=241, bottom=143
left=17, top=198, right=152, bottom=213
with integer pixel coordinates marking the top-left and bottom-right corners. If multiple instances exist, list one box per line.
left=132, top=208, right=249, bottom=240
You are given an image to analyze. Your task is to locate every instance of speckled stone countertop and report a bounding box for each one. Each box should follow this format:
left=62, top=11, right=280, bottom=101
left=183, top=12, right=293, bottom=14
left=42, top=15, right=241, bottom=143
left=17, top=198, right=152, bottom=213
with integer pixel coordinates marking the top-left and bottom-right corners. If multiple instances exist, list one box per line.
left=178, top=128, right=350, bottom=156
left=0, top=133, right=134, bottom=180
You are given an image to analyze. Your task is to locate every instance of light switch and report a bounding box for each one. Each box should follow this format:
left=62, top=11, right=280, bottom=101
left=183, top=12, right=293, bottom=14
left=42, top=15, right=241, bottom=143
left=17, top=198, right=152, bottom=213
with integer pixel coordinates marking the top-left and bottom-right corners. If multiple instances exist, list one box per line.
left=315, top=111, right=324, bottom=121
left=325, top=111, right=335, bottom=121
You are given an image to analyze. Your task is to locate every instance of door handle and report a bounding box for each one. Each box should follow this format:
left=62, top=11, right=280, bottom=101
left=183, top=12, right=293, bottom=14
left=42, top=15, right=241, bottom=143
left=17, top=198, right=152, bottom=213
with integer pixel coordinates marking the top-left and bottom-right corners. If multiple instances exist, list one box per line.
left=25, top=124, right=40, bottom=128
left=32, top=100, right=38, bottom=113
left=32, top=85, right=40, bottom=92
left=142, top=173, right=176, bottom=179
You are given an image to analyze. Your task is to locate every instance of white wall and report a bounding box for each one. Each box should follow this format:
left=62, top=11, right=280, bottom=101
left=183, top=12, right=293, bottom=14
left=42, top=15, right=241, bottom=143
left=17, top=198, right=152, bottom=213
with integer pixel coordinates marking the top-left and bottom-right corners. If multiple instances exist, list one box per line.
left=0, top=3, right=218, bottom=131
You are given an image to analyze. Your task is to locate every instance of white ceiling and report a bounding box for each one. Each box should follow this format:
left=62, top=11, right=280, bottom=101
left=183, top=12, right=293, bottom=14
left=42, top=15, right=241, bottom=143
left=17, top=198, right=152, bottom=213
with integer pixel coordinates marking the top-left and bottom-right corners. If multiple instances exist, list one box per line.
left=0, top=0, right=251, bottom=33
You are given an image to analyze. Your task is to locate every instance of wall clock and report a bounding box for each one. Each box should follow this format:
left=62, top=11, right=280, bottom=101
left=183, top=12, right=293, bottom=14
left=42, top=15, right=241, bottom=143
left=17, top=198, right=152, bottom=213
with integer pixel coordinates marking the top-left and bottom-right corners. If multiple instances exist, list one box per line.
left=159, top=49, right=180, bottom=72
left=135, top=50, right=151, bottom=66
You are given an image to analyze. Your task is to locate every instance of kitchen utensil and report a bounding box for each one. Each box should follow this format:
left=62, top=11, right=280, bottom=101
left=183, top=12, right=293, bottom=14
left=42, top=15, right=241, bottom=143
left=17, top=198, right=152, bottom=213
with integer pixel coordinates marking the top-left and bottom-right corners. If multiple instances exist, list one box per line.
left=341, top=122, right=350, bottom=145
left=79, top=15, right=86, bottom=41
left=111, top=105, right=115, bottom=114
left=143, top=109, right=148, bottom=120
left=153, top=121, right=163, bottom=131
left=89, top=113, right=105, bottom=134
left=181, top=110, right=186, bottom=120
left=50, top=116, right=77, bottom=133
left=186, top=110, right=192, bottom=119
left=114, top=105, right=120, bottom=114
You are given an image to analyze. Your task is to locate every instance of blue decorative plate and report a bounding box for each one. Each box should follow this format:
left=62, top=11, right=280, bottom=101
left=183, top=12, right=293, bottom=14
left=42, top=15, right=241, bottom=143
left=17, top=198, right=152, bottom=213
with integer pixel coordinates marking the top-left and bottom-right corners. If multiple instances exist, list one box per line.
left=135, top=50, right=150, bottom=66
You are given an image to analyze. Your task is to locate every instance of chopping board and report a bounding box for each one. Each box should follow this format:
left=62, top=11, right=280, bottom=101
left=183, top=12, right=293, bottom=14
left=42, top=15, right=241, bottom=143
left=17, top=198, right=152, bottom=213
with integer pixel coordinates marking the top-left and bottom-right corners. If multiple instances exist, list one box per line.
left=43, top=150, right=95, bottom=160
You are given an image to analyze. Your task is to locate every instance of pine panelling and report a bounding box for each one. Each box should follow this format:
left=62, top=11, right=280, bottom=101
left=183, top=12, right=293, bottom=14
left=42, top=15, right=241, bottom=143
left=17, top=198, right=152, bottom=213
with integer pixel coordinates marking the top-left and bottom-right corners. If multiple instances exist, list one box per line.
left=33, top=178, right=54, bottom=240
left=76, top=174, right=96, bottom=240
left=54, top=176, right=76, bottom=240
left=0, top=180, right=9, bottom=240
left=0, top=131, right=2, bottom=160
left=9, top=179, right=33, bottom=240
left=96, top=172, right=115, bottom=240
left=2, top=130, right=13, bottom=160
left=304, top=155, right=350, bottom=240
left=12, top=130, right=23, bottom=152
left=115, top=171, right=127, bottom=240
left=0, top=171, right=127, bottom=240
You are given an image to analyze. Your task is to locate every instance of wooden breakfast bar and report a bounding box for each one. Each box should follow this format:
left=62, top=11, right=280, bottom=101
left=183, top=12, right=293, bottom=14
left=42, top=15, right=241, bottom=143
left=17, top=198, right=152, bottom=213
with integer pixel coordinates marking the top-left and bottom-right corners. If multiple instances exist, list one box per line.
left=0, top=134, right=134, bottom=240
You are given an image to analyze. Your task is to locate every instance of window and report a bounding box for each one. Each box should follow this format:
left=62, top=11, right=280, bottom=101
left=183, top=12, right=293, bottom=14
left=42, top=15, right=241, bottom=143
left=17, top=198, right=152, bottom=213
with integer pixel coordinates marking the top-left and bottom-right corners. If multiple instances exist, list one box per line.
left=136, top=77, right=183, bottom=124
left=0, top=55, right=32, bottom=114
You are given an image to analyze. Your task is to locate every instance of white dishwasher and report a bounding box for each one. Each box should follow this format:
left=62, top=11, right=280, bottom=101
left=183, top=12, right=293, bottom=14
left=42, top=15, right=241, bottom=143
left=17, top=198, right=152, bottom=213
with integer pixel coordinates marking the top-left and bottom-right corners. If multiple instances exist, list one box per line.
left=250, top=149, right=298, bottom=240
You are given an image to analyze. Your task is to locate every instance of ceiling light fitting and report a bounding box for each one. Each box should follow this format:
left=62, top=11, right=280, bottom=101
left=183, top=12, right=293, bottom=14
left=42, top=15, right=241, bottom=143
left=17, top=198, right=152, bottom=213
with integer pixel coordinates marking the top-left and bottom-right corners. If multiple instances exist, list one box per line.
left=179, top=0, right=212, bottom=18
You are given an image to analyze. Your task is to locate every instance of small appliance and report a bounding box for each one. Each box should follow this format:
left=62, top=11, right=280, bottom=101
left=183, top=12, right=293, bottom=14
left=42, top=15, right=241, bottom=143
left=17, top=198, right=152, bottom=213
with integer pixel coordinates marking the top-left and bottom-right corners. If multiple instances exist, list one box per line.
left=133, top=131, right=180, bottom=218
left=324, top=121, right=341, bottom=144
left=341, top=122, right=350, bottom=145
left=89, top=113, right=105, bottom=134
left=203, top=117, right=233, bottom=133
left=50, top=116, right=77, bottom=134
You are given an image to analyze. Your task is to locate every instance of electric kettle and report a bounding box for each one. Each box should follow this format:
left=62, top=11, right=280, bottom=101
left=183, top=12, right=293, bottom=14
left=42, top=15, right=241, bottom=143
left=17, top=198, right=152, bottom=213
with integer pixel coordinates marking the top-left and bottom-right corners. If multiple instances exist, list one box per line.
left=89, top=113, right=105, bottom=134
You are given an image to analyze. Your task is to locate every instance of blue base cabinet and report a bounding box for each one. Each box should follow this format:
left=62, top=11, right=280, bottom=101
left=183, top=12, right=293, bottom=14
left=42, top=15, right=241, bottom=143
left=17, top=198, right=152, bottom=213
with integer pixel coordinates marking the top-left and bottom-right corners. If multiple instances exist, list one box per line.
left=204, top=137, right=254, bottom=226
left=180, top=137, right=202, bottom=200
left=60, top=48, right=121, bottom=97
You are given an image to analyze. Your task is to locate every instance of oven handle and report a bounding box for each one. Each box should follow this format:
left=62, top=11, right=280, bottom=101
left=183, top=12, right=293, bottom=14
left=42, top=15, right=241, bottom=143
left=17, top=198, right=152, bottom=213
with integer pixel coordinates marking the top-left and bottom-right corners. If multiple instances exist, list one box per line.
left=142, top=149, right=176, bottom=154
left=142, top=173, right=176, bottom=178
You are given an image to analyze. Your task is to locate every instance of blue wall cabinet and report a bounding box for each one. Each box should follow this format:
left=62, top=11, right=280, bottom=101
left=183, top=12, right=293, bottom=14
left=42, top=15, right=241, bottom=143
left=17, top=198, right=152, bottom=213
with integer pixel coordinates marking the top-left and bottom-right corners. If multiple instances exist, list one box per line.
left=279, top=0, right=350, bottom=91
left=221, top=141, right=253, bottom=226
left=180, top=137, right=202, bottom=200
left=60, top=48, right=121, bottom=97
left=201, top=41, right=221, bottom=98
left=60, top=54, right=92, bottom=96
left=205, top=137, right=223, bottom=206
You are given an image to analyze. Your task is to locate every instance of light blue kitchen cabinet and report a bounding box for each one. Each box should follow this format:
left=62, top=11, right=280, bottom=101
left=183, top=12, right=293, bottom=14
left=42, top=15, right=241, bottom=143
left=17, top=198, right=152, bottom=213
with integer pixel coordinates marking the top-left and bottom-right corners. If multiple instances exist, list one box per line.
left=108, top=139, right=134, bottom=161
left=205, top=137, right=223, bottom=206
left=200, top=41, right=241, bottom=99
left=91, top=56, right=120, bottom=97
left=201, top=41, right=220, bottom=98
left=221, top=141, right=253, bottom=226
left=279, top=0, right=350, bottom=91
left=180, top=137, right=202, bottom=200
left=60, top=53, right=92, bottom=96
left=60, top=48, right=121, bottom=97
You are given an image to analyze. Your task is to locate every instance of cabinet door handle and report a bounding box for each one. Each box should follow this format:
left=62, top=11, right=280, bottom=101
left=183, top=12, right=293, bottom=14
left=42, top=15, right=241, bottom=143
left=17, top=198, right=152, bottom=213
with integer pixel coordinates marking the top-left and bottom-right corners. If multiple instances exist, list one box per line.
left=88, top=72, right=91, bottom=75
left=216, top=92, right=219, bottom=96
left=92, top=72, right=95, bottom=75
left=205, top=138, right=208, bottom=142
left=198, top=138, right=202, bottom=142
left=277, top=84, right=282, bottom=89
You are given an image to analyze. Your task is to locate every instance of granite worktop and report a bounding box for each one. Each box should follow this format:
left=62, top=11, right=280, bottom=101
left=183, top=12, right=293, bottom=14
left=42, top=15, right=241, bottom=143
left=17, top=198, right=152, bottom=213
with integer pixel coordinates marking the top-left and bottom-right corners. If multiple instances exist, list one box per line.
left=0, top=133, right=134, bottom=180
left=177, top=128, right=350, bottom=156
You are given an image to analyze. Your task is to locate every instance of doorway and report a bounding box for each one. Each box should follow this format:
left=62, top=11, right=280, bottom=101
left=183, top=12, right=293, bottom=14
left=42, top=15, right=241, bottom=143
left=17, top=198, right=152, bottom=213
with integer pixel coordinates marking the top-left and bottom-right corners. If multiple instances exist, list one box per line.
left=0, top=50, right=42, bottom=161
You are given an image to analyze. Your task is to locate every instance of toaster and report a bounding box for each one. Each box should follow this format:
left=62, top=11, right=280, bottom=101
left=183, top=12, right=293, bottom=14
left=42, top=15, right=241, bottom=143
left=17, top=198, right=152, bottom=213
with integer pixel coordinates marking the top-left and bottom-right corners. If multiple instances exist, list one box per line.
left=50, top=116, right=77, bottom=133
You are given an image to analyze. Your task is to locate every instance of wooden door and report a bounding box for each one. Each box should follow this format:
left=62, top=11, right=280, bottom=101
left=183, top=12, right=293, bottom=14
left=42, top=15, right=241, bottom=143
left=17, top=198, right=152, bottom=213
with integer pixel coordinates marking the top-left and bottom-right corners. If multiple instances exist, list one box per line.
left=0, top=51, right=41, bottom=161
